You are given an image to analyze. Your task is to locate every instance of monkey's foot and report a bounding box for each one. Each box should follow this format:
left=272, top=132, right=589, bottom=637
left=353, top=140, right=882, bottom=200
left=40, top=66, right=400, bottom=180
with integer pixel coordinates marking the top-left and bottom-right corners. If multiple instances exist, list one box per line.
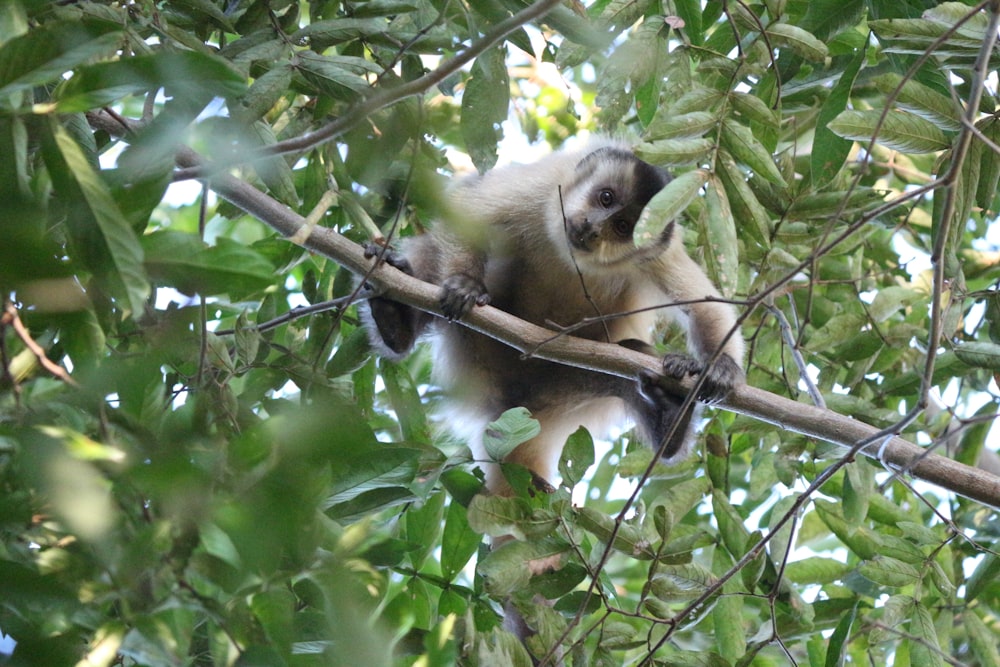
left=661, top=353, right=743, bottom=403
left=440, top=273, right=490, bottom=321
left=636, top=369, right=700, bottom=460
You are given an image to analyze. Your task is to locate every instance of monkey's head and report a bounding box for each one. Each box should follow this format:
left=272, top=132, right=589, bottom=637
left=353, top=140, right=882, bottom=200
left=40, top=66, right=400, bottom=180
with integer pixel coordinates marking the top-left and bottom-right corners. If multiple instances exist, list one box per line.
left=557, top=146, right=670, bottom=266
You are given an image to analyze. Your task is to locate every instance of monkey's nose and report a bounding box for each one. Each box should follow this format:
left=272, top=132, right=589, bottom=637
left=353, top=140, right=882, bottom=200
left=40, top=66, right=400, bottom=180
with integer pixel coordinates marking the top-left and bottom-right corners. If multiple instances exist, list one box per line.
left=569, top=223, right=598, bottom=250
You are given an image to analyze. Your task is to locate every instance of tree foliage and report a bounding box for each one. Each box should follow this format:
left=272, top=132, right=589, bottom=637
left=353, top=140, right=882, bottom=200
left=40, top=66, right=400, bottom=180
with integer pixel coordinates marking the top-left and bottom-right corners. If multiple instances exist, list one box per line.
left=2, top=0, right=1000, bottom=665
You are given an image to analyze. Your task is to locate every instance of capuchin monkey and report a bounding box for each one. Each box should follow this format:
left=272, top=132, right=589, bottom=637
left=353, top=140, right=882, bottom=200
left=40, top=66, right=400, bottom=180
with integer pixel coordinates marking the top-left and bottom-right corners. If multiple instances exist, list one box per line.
left=361, top=138, right=745, bottom=497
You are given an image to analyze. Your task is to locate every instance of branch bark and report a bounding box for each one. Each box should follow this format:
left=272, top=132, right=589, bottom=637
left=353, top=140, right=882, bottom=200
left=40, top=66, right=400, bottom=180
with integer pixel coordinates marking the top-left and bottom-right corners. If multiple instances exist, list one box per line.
left=184, top=156, right=1000, bottom=510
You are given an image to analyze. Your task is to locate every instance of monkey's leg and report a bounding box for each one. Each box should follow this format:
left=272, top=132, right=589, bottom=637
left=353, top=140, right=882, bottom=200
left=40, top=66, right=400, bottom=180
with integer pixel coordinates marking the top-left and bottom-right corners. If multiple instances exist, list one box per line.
left=635, top=370, right=702, bottom=460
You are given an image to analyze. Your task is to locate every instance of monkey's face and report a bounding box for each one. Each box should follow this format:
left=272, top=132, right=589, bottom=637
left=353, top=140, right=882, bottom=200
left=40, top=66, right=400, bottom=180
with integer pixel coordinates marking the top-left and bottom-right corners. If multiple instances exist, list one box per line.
left=558, top=148, right=668, bottom=266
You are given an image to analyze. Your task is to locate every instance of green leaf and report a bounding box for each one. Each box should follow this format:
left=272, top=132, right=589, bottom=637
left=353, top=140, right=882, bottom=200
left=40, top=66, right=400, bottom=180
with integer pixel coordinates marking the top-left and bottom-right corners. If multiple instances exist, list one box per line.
left=381, top=359, right=431, bottom=445
left=634, top=137, right=714, bottom=166
left=234, top=311, right=262, bottom=367
left=558, top=427, right=594, bottom=489
left=669, top=87, right=726, bottom=115
left=477, top=539, right=561, bottom=597
left=868, top=18, right=950, bottom=45
left=48, top=120, right=150, bottom=315
left=673, top=0, right=704, bottom=45
left=812, top=43, right=865, bottom=186
left=717, top=152, right=772, bottom=246
left=482, top=407, right=540, bottom=462
left=870, top=73, right=963, bottom=132
left=404, top=491, right=445, bottom=570
left=827, top=110, right=951, bottom=153
left=653, top=477, right=710, bottom=527
left=0, top=20, right=120, bottom=99
left=233, top=63, right=294, bottom=123
left=297, top=51, right=379, bottom=99
left=632, top=167, right=710, bottom=246
left=648, top=563, right=717, bottom=601
left=719, top=119, right=787, bottom=186
left=858, top=555, right=921, bottom=588
left=461, top=46, right=509, bottom=173
left=326, top=446, right=422, bottom=505
left=645, top=110, right=718, bottom=139
left=766, top=23, right=829, bottom=62
left=142, top=231, right=275, bottom=298
left=785, top=188, right=885, bottom=221
left=731, top=92, right=777, bottom=129
left=842, top=460, right=873, bottom=526
left=813, top=500, right=877, bottom=560
left=440, top=498, right=482, bottom=579
left=57, top=51, right=247, bottom=112
left=907, top=601, right=943, bottom=667
left=326, top=327, right=374, bottom=377
left=952, top=341, right=1000, bottom=370
left=251, top=588, right=296, bottom=653
left=924, top=2, right=990, bottom=40
left=702, top=175, right=739, bottom=297
left=783, top=558, right=851, bottom=585
left=976, top=117, right=1000, bottom=212
left=576, top=507, right=656, bottom=559
left=711, top=551, right=744, bottom=662
left=291, top=17, right=389, bottom=44
left=466, top=494, right=531, bottom=540
left=966, top=553, right=1000, bottom=602
left=712, top=490, right=751, bottom=558
left=963, top=609, right=1000, bottom=667
left=824, top=602, right=857, bottom=667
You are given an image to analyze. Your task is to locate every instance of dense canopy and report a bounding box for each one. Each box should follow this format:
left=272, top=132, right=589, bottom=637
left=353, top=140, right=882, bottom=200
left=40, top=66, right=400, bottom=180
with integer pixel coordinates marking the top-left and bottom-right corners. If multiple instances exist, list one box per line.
left=1, top=0, right=1000, bottom=665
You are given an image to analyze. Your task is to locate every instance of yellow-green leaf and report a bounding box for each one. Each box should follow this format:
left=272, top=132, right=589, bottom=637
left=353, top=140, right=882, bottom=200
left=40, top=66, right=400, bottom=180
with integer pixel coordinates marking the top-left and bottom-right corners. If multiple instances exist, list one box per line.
left=766, top=23, right=829, bottom=62
left=827, top=110, right=950, bottom=153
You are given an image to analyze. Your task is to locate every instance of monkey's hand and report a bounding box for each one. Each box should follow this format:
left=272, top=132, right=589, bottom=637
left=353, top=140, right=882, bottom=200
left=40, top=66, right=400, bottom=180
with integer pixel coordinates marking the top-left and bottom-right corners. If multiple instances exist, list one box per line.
left=363, top=242, right=414, bottom=275
left=440, top=273, right=490, bottom=321
left=660, top=353, right=744, bottom=403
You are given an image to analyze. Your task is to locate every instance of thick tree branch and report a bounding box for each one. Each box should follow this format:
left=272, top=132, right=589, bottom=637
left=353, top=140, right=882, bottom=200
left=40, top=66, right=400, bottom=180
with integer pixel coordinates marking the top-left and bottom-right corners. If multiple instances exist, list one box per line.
left=182, top=156, right=1000, bottom=509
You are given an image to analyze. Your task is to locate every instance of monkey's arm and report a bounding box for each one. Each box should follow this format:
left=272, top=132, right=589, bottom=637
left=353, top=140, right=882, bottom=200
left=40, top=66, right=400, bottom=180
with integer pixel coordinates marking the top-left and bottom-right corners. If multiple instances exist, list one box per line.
left=642, top=243, right=745, bottom=401
left=432, top=226, right=491, bottom=321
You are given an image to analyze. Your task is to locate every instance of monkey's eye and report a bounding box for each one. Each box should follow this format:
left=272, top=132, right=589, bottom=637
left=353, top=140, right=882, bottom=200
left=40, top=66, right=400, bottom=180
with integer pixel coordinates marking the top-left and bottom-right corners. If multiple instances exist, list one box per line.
left=598, top=189, right=615, bottom=208
left=612, top=219, right=632, bottom=237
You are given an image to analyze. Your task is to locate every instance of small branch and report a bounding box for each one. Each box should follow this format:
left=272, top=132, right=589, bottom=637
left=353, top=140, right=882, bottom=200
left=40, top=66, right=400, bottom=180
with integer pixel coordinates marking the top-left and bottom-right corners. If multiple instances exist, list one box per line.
left=214, top=294, right=365, bottom=336
left=765, top=301, right=825, bottom=408
left=1, top=301, right=79, bottom=388
left=923, top=0, right=1000, bottom=402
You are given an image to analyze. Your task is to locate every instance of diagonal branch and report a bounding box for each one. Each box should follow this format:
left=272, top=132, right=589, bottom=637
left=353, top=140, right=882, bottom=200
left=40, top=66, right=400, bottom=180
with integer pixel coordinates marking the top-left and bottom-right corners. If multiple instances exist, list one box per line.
left=177, top=147, right=1000, bottom=509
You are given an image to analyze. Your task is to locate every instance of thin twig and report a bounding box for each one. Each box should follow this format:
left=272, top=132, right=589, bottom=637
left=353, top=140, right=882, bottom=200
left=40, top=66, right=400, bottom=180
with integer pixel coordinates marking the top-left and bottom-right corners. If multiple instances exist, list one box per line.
left=214, top=293, right=369, bottom=336
left=1, top=302, right=78, bottom=387
left=766, top=301, right=825, bottom=408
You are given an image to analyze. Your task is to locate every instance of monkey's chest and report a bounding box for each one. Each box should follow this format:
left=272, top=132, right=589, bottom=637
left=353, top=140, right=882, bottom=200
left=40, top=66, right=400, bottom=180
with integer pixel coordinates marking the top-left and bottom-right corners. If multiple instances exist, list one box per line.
left=484, top=258, right=645, bottom=344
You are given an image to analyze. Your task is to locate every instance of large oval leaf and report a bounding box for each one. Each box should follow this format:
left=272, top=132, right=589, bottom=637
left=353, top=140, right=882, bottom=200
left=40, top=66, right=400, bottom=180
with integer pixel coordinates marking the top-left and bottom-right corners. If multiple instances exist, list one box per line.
left=633, top=168, right=710, bottom=247
left=827, top=110, right=951, bottom=153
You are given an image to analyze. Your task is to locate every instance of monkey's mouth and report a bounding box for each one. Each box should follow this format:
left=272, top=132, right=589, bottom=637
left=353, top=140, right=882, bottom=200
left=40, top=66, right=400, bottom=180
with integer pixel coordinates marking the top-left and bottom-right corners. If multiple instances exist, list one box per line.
left=569, top=235, right=593, bottom=252
left=567, top=222, right=597, bottom=252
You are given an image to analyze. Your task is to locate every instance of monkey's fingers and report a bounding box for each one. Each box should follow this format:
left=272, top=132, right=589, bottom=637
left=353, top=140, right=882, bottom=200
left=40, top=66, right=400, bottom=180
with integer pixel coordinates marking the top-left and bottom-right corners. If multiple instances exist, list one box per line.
left=698, top=355, right=744, bottom=404
left=364, top=242, right=414, bottom=274
left=439, top=273, right=490, bottom=321
left=660, top=353, right=743, bottom=403
left=661, top=353, right=702, bottom=379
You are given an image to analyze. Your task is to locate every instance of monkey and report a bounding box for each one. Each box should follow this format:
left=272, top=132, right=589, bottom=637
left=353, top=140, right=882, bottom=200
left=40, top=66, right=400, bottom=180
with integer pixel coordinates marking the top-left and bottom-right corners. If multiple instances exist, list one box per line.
left=360, top=137, right=745, bottom=497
